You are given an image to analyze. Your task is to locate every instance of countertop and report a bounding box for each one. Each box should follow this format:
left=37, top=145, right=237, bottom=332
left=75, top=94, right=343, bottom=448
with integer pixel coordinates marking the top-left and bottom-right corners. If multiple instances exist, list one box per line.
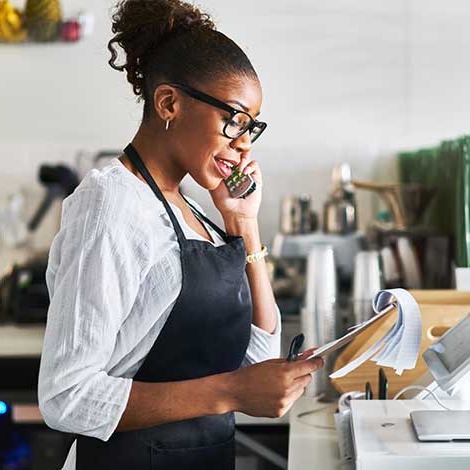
left=287, top=395, right=346, bottom=470
left=0, top=323, right=45, bottom=357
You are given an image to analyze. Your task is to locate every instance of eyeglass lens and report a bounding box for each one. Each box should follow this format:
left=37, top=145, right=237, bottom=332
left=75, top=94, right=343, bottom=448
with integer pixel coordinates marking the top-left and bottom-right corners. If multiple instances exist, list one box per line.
left=224, top=113, right=265, bottom=142
left=249, top=124, right=264, bottom=142
left=224, top=113, right=252, bottom=138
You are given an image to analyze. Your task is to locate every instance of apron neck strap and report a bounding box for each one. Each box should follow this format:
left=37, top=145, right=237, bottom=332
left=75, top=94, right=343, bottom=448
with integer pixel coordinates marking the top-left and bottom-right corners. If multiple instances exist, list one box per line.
left=123, top=143, right=186, bottom=243
left=181, top=194, right=230, bottom=241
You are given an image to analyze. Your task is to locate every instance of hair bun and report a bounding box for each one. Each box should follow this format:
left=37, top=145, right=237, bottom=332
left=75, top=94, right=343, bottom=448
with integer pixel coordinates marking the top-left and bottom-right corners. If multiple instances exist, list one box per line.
left=165, top=1, right=215, bottom=34
left=108, top=0, right=216, bottom=97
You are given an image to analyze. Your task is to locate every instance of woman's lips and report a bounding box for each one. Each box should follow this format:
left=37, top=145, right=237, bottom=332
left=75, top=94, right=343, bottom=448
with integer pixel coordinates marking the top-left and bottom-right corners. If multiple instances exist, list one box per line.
left=214, top=157, right=233, bottom=178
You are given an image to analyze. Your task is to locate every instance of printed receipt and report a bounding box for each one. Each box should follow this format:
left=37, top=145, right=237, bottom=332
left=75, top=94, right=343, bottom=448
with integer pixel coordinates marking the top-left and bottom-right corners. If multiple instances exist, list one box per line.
left=306, top=288, right=422, bottom=379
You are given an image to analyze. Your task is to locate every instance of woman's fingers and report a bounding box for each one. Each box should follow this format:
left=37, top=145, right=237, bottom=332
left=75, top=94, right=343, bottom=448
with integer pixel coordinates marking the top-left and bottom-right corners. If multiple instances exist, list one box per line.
left=282, top=385, right=309, bottom=415
left=286, top=373, right=312, bottom=396
left=237, top=151, right=251, bottom=173
left=292, top=384, right=308, bottom=402
left=240, top=159, right=262, bottom=186
left=287, top=357, right=324, bottom=379
left=297, top=348, right=317, bottom=360
left=234, top=355, right=324, bottom=419
left=293, top=373, right=313, bottom=388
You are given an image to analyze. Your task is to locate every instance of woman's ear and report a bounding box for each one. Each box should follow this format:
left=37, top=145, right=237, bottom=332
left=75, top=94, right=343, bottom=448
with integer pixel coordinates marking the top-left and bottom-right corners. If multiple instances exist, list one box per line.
left=152, top=85, right=180, bottom=122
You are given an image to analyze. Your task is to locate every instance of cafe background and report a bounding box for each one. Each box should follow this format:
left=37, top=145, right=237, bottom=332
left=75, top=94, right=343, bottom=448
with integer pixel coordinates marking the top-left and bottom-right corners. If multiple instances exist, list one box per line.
left=2, top=0, right=470, bottom=469
left=3, top=0, right=470, bottom=250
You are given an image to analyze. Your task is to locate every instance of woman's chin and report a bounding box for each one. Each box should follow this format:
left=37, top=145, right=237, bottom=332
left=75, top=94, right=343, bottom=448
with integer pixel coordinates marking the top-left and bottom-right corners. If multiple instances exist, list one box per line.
left=209, top=178, right=224, bottom=191
left=191, top=173, right=223, bottom=191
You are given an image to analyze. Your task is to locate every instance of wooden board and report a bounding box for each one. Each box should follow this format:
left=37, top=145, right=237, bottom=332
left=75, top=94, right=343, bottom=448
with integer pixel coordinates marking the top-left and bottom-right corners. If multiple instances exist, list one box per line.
left=405, top=290, right=470, bottom=305
left=331, top=290, right=470, bottom=398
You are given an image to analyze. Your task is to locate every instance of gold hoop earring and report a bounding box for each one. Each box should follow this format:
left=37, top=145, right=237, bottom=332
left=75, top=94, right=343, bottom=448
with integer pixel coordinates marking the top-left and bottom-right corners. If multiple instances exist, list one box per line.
left=165, top=120, right=170, bottom=131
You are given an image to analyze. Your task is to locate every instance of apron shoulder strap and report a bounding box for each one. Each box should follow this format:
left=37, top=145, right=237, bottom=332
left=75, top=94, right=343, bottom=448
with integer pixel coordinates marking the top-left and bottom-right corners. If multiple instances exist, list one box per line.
left=124, top=144, right=186, bottom=243
left=181, top=194, right=230, bottom=241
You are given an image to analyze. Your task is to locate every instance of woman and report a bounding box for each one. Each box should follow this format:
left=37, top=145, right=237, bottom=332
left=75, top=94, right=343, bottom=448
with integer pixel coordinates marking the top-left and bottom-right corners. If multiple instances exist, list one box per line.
left=38, top=1, right=324, bottom=468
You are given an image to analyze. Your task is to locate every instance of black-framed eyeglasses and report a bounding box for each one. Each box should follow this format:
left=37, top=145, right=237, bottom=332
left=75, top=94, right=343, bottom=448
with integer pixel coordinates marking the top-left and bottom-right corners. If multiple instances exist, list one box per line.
left=165, top=82, right=267, bottom=143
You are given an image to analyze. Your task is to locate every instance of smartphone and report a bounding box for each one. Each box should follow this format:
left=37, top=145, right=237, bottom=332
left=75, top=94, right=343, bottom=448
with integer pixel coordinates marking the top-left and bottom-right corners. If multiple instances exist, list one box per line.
left=224, top=166, right=256, bottom=199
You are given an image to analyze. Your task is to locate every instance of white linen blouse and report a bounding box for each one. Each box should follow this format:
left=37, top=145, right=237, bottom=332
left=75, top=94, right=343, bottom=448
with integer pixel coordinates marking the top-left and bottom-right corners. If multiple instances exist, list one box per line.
left=37, top=158, right=281, bottom=469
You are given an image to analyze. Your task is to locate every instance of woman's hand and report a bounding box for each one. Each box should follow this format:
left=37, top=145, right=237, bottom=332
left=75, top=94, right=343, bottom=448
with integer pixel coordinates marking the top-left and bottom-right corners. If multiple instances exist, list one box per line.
left=209, top=150, right=262, bottom=222
left=228, top=349, right=324, bottom=418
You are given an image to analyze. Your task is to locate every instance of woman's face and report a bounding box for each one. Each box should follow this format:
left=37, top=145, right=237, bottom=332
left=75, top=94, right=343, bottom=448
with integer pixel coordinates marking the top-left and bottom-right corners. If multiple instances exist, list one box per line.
left=172, top=76, right=263, bottom=190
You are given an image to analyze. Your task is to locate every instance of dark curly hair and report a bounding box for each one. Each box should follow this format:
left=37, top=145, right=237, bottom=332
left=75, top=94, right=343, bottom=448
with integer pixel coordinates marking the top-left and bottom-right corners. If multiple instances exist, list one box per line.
left=108, top=0, right=258, bottom=119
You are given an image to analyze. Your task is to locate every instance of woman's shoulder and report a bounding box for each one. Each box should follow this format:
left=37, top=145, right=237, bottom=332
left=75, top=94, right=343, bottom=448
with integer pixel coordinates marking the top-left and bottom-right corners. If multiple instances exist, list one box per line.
left=60, top=159, right=167, bottom=238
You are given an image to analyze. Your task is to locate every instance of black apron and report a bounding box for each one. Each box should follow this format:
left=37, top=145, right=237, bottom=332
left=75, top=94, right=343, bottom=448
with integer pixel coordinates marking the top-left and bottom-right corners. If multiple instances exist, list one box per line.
left=75, top=144, right=252, bottom=469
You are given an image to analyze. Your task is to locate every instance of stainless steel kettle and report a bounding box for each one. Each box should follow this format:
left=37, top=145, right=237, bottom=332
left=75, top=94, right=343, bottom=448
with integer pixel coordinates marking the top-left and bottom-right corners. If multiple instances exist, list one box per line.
left=323, top=163, right=357, bottom=234
left=280, top=194, right=317, bottom=234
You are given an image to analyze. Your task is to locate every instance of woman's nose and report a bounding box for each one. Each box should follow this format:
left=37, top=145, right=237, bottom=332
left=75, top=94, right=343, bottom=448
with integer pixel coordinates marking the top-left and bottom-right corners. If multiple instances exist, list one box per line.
left=229, top=130, right=251, bottom=153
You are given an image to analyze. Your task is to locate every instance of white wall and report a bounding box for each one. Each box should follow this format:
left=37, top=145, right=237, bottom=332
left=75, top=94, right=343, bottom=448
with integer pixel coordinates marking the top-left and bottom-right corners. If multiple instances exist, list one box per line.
left=1, top=0, right=470, bottom=253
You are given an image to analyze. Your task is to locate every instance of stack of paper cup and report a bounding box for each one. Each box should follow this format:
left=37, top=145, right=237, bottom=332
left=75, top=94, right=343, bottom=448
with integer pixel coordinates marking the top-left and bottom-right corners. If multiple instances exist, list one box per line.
left=301, top=243, right=338, bottom=397
left=352, top=250, right=383, bottom=324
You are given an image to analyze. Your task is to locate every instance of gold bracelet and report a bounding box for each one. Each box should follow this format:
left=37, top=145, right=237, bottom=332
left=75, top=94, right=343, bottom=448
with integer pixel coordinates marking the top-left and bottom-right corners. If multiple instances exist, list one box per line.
left=246, top=244, right=268, bottom=264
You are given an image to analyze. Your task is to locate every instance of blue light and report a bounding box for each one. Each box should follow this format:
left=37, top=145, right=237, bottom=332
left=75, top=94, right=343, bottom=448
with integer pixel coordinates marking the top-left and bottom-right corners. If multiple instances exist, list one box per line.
left=0, top=401, right=7, bottom=415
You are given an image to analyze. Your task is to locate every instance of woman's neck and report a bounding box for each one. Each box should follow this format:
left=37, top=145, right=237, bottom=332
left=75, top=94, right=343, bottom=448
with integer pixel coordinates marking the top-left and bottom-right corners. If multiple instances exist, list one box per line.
left=122, top=123, right=185, bottom=197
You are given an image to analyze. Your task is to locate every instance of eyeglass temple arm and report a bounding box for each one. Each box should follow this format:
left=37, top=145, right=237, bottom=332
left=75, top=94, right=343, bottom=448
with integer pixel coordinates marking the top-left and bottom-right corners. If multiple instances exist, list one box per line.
left=168, top=82, right=236, bottom=115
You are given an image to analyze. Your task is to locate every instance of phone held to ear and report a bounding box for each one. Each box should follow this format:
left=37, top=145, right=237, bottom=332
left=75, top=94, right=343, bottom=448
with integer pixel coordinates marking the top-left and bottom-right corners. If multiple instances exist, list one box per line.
left=224, top=166, right=256, bottom=199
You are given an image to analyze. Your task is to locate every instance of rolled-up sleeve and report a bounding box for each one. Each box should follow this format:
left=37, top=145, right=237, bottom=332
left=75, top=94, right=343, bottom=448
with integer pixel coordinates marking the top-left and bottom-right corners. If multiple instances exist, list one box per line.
left=241, top=305, right=282, bottom=366
left=38, top=183, right=146, bottom=441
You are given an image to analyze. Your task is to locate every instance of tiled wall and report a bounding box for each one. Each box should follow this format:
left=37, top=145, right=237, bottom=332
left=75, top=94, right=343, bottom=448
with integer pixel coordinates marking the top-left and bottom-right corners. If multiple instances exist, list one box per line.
left=1, top=0, right=470, bottom=253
